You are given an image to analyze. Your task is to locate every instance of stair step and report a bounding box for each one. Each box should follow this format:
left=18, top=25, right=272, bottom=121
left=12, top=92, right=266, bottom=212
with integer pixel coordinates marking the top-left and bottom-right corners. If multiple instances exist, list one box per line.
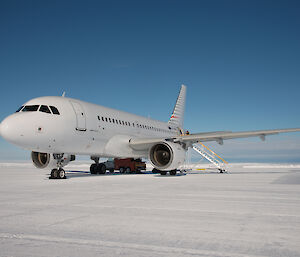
left=192, top=143, right=226, bottom=171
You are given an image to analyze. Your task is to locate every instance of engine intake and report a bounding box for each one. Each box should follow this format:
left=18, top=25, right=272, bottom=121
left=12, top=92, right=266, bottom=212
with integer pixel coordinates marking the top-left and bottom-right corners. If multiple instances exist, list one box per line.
left=31, top=152, right=75, bottom=169
left=149, top=142, right=186, bottom=171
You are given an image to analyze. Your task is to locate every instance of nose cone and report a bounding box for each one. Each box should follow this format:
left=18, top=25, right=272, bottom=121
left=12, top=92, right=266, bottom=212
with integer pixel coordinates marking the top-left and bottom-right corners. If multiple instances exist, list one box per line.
left=0, top=114, right=26, bottom=145
left=1, top=116, right=13, bottom=142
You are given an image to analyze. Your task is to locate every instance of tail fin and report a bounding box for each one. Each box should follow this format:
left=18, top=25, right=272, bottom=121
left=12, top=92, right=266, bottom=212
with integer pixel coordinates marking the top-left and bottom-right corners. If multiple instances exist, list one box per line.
left=168, top=84, right=186, bottom=129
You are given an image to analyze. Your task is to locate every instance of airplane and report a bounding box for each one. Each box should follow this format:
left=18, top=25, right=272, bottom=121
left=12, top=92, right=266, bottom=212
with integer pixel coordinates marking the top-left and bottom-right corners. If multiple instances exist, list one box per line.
left=0, top=84, right=300, bottom=179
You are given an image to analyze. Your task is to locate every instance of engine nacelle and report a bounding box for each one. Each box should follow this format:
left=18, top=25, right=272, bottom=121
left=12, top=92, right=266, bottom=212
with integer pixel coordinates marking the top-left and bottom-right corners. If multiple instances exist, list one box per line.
left=149, top=141, right=186, bottom=171
left=31, top=152, right=75, bottom=169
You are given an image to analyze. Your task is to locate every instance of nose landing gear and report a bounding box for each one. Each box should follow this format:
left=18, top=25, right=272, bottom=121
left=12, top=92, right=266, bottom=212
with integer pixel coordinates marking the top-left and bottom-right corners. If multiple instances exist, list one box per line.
left=49, top=154, right=67, bottom=179
left=50, top=168, right=66, bottom=179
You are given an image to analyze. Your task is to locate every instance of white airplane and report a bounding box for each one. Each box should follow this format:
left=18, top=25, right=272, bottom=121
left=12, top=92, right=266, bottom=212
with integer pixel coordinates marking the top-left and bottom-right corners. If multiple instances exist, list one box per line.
left=0, top=85, right=299, bottom=179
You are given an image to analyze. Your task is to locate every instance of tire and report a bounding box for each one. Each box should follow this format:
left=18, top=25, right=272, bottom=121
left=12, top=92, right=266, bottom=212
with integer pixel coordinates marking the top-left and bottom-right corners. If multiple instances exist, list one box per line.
left=152, top=168, right=158, bottom=174
left=109, top=169, right=114, bottom=173
left=125, top=167, right=131, bottom=173
left=169, top=170, right=177, bottom=176
left=58, top=169, right=65, bottom=179
left=160, top=171, right=167, bottom=176
left=99, top=164, right=106, bottom=174
left=119, top=167, right=125, bottom=173
left=90, top=164, right=97, bottom=174
left=50, top=169, right=58, bottom=179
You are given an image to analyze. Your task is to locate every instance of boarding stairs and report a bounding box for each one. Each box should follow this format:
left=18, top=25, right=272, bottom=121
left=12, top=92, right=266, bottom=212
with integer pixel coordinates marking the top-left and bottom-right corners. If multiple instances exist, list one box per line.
left=191, top=142, right=228, bottom=173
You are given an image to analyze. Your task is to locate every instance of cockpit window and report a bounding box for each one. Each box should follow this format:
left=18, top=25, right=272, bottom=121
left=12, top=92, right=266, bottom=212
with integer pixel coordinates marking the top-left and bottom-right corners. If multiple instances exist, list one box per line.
left=50, top=106, right=60, bottom=115
left=22, top=105, right=40, bottom=112
left=39, top=105, right=51, bottom=114
left=16, top=106, right=24, bottom=112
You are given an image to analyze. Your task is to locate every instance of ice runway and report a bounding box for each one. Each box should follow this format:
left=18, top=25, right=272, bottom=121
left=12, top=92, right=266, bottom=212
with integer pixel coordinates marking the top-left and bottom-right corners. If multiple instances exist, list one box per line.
left=0, top=163, right=300, bottom=257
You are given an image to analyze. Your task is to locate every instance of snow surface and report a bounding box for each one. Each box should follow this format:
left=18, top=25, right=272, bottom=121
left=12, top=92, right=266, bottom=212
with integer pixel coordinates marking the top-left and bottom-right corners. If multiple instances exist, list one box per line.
left=0, top=163, right=300, bottom=257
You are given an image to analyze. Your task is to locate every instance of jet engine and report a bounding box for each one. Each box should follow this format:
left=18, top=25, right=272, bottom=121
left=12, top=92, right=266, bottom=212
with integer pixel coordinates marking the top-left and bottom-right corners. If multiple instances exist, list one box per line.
left=31, top=152, right=75, bottom=169
left=149, top=141, right=186, bottom=171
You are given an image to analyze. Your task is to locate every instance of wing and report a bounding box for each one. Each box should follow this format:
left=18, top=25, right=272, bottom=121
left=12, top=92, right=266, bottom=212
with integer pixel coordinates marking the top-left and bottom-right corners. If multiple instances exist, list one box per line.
left=129, top=128, right=300, bottom=150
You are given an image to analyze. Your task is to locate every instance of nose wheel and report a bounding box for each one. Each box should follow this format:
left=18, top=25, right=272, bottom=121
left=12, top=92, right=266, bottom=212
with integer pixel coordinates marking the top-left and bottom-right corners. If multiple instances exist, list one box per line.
left=49, top=168, right=66, bottom=179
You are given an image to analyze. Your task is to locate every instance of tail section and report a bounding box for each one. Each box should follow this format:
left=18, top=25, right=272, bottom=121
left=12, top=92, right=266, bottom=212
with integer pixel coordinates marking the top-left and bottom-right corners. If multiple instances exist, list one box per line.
left=168, top=84, right=186, bottom=129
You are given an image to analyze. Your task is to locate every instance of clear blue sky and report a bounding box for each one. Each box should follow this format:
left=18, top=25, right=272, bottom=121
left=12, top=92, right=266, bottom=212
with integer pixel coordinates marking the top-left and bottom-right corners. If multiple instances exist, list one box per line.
left=0, top=0, right=300, bottom=162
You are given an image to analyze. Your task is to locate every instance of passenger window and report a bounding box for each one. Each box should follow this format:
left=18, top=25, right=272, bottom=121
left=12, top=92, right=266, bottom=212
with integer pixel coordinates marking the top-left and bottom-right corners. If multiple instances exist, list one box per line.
left=50, top=106, right=60, bottom=115
left=22, top=105, right=40, bottom=112
left=39, top=105, right=51, bottom=114
left=16, top=106, right=24, bottom=112
left=102, top=117, right=104, bottom=121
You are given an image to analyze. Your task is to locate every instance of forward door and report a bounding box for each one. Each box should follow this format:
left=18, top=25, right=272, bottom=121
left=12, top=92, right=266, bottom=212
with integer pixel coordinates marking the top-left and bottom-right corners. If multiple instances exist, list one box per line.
left=70, top=101, right=86, bottom=131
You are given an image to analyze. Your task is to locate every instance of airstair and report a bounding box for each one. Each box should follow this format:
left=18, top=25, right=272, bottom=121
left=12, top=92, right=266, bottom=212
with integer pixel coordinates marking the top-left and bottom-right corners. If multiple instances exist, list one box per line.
left=188, top=142, right=228, bottom=173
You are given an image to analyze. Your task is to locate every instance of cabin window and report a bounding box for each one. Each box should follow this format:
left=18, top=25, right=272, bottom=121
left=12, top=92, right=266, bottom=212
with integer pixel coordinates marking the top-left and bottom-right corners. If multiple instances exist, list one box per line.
left=125, top=121, right=128, bottom=126
left=102, top=117, right=104, bottom=121
left=16, top=106, right=24, bottom=112
left=122, top=121, right=125, bottom=125
left=112, top=119, right=115, bottom=123
left=39, top=105, right=51, bottom=114
left=105, top=117, right=108, bottom=122
left=50, top=106, right=60, bottom=115
left=22, top=105, right=40, bottom=112
left=109, top=118, right=111, bottom=122
left=116, top=120, right=118, bottom=124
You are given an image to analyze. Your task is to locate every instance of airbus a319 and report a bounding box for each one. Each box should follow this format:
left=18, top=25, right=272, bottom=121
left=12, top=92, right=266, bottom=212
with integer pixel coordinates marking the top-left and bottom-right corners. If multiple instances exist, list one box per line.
left=1, top=85, right=299, bottom=179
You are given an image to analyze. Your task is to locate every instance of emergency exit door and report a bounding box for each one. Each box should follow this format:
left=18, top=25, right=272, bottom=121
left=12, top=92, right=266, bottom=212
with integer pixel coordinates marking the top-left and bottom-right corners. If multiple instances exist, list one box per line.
left=70, top=101, right=86, bottom=131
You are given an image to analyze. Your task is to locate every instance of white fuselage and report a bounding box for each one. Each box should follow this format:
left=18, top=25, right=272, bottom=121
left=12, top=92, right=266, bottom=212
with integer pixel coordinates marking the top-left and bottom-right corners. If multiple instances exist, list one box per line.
left=0, top=96, right=179, bottom=159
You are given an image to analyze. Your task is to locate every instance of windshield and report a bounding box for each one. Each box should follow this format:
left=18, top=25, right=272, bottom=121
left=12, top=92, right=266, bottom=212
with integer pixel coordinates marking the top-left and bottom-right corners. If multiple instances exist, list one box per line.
left=39, top=105, right=51, bottom=114
left=22, top=105, right=40, bottom=112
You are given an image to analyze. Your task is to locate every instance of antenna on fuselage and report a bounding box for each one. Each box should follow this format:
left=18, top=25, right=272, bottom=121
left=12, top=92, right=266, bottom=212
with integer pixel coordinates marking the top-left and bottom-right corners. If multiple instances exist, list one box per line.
left=62, top=91, right=66, bottom=97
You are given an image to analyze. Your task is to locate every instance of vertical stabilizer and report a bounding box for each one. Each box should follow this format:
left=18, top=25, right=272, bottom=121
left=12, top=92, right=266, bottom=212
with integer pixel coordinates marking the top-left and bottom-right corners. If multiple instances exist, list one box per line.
left=168, top=84, right=186, bottom=129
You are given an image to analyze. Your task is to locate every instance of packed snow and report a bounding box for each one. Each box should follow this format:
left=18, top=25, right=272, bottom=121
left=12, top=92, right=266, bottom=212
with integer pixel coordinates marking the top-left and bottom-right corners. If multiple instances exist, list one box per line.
left=0, top=162, right=300, bottom=257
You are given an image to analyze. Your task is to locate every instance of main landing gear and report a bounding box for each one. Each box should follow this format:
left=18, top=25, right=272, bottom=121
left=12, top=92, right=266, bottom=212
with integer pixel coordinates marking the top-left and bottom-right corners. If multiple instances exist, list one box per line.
left=90, top=156, right=107, bottom=175
left=152, top=169, right=178, bottom=176
left=50, top=168, right=66, bottom=179
left=90, top=163, right=106, bottom=174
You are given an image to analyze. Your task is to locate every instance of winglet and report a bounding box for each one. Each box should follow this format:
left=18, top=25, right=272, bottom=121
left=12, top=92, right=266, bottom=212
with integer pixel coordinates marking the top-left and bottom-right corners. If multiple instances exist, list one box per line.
left=168, top=84, right=187, bottom=129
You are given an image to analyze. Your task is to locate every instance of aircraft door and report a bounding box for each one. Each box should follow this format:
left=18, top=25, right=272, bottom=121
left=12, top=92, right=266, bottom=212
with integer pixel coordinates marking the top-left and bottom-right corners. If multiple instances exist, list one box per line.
left=70, top=101, right=86, bottom=131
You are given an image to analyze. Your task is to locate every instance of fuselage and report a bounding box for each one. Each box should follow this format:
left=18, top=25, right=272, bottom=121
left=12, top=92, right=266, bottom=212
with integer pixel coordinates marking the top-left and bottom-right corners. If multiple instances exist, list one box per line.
left=0, top=96, right=179, bottom=158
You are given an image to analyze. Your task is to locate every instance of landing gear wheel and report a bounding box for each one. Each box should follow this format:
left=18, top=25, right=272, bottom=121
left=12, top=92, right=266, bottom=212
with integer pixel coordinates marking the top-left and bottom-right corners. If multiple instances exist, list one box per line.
left=58, top=169, right=66, bottom=179
left=50, top=168, right=65, bottom=179
left=97, top=164, right=106, bottom=174
left=90, top=164, right=97, bottom=174
left=160, top=171, right=167, bottom=176
left=50, top=169, right=58, bottom=179
left=169, top=170, right=177, bottom=176
left=152, top=168, right=159, bottom=174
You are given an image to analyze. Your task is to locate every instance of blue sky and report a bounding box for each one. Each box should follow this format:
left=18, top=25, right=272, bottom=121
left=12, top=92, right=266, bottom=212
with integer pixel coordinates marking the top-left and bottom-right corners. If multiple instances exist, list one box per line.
left=0, top=0, right=300, bottom=162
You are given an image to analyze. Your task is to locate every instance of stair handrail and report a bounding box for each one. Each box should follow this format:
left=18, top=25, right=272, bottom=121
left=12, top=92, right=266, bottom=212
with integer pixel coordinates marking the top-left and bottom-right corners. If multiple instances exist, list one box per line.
left=195, top=142, right=228, bottom=164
